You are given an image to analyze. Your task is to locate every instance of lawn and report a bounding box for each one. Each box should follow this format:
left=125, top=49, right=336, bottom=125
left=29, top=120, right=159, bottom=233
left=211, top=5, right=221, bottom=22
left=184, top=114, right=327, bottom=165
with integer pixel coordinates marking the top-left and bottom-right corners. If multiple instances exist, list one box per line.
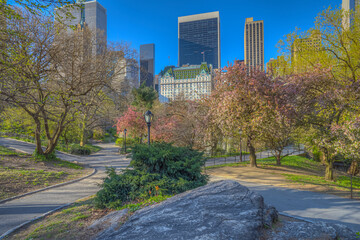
left=0, top=145, right=26, bottom=156
left=0, top=146, right=89, bottom=200
left=206, top=155, right=360, bottom=199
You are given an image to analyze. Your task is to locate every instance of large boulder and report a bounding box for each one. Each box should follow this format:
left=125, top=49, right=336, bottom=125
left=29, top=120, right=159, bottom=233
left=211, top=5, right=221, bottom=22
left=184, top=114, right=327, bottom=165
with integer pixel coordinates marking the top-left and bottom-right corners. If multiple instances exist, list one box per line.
left=97, top=180, right=278, bottom=240
left=268, top=222, right=356, bottom=240
left=95, top=180, right=357, bottom=240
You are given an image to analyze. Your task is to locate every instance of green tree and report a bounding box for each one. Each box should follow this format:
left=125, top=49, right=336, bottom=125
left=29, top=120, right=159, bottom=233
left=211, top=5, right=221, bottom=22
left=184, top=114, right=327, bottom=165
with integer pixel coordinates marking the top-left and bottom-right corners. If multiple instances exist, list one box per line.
left=0, top=10, right=119, bottom=157
left=131, top=83, right=158, bottom=110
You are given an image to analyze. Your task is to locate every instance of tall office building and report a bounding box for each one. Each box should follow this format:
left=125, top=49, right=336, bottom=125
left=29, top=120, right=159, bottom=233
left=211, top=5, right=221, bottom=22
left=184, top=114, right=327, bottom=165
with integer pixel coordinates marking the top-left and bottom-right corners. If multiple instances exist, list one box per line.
left=178, top=12, right=220, bottom=69
left=57, top=0, right=107, bottom=41
left=140, top=44, right=155, bottom=88
left=342, top=0, right=360, bottom=28
left=244, top=17, right=264, bottom=71
left=112, top=58, right=139, bottom=96
left=291, top=30, right=321, bottom=73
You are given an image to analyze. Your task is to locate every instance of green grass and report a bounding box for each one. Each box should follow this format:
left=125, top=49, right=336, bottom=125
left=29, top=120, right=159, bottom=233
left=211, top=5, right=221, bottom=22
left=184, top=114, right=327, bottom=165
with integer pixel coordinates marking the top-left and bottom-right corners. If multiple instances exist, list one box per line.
left=209, top=151, right=249, bottom=158
left=118, top=195, right=173, bottom=212
left=12, top=198, right=96, bottom=240
left=56, top=143, right=102, bottom=155
left=255, top=156, right=323, bottom=172
left=0, top=168, right=69, bottom=199
left=205, top=155, right=319, bottom=171
left=283, top=174, right=360, bottom=190
left=51, top=159, right=84, bottom=170
left=0, top=146, right=27, bottom=156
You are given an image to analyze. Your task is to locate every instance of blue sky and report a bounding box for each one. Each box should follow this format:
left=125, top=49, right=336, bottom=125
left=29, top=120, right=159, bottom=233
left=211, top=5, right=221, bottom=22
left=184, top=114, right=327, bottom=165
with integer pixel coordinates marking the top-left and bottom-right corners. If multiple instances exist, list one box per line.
left=100, top=0, right=341, bottom=74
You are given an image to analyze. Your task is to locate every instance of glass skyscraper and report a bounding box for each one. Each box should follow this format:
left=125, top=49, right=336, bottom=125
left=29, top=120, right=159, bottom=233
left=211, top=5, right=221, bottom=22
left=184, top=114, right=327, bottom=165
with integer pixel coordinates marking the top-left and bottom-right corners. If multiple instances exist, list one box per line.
left=140, top=44, right=155, bottom=88
left=56, top=0, right=107, bottom=41
left=178, top=12, right=220, bottom=69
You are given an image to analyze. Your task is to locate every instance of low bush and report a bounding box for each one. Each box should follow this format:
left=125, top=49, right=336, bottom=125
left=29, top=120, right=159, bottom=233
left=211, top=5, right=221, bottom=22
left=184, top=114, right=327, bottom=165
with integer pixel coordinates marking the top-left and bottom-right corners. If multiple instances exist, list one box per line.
left=69, top=144, right=94, bottom=155
left=115, top=137, right=136, bottom=146
left=95, top=142, right=208, bottom=209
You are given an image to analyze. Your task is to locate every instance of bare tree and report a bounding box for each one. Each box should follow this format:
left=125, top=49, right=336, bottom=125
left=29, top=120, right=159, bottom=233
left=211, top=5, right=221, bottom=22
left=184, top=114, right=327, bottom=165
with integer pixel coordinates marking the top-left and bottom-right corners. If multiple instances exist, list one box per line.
left=0, top=9, right=129, bottom=157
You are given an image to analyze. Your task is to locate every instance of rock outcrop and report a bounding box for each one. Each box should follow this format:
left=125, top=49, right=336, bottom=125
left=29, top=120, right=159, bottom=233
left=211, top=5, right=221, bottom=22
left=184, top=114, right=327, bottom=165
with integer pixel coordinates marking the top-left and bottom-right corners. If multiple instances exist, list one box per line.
left=97, top=180, right=278, bottom=240
left=95, top=180, right=357, bottom=240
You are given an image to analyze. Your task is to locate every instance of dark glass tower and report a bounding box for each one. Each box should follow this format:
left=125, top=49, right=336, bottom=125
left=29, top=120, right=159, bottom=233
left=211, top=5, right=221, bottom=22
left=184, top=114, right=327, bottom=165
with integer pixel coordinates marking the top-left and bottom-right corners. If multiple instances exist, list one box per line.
left=140, top=44, right=155, bottom=88
left=178, top=12, right=220, bottom=69
left=56, top=0, right=107, bottom=41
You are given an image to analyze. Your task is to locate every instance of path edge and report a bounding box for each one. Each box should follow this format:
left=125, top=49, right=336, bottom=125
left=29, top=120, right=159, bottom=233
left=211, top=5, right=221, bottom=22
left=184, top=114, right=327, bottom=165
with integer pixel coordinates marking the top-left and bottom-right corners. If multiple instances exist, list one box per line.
left=0, top=203, right=73, bottom=240
left=0, top=168, right=97, bottom=205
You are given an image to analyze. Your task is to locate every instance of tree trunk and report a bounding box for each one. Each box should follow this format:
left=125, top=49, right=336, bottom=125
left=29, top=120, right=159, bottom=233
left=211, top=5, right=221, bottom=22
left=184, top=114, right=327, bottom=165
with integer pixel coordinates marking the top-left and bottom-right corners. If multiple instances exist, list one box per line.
left=34, top=118, right=44, bottom=155
left=325, top=160, right=334, bottom=181
left=276, top=154, right=282, bottom=166
left=248, top=138, right=257, bottom=168
left=80, top=114, right=87, bottom=147
left=322, top=148, right=334, bottom=181
left=44, top=131, right=61, bottom=156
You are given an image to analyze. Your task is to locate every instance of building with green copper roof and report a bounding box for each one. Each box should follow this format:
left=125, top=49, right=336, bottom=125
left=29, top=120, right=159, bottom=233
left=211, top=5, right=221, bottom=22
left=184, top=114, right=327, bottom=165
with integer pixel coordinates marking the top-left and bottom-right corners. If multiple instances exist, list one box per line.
left=159, top=62, right=213, bottom=101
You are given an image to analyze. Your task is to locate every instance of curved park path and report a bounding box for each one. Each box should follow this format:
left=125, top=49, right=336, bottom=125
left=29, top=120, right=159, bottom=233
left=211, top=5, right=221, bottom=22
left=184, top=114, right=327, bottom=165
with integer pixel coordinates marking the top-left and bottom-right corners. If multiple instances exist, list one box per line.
left=0, top=137, right=131, bottom=237
left=209, top=170, right=360, bottom=232
left=0, top=138, right=359, bottom=236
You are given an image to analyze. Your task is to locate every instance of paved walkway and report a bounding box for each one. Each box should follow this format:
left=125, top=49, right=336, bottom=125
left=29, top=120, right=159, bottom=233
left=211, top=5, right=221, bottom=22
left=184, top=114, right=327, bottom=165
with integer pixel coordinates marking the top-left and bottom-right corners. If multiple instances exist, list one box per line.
left=0, top=138, right=130, bottom=236
left=210, top=175, right=360, bottom=232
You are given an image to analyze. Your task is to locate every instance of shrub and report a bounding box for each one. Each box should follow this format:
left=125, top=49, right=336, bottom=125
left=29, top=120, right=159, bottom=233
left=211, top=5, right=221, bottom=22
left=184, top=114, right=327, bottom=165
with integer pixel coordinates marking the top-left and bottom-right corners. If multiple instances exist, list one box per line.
left=70, top=145, right=91, bottom=155
left=115, top=137, right=136, bottom=146
left=95, top=142, right=208, bottom=208
left=312, top=147, right=322, bottom=162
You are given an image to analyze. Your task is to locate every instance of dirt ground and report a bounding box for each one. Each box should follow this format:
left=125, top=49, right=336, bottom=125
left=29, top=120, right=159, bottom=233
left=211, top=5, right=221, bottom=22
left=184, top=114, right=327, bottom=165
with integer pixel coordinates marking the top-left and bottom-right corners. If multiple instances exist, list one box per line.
left=207, top=165, right=360, bottom=200
left=0, top=154, right=91, bottom=200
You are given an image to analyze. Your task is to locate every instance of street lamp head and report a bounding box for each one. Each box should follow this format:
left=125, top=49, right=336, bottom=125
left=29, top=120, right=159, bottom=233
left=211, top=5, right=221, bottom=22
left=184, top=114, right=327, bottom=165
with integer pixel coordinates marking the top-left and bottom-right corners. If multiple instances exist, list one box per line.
left=144, top=110, right=154, bottom=124
left=124, top=129, right=127, bottom=134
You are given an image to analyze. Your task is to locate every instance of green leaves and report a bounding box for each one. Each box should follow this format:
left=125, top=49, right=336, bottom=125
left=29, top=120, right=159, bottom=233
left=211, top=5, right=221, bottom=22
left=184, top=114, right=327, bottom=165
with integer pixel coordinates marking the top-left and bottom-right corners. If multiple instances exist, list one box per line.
left=95, top=143, right=208, bottom=209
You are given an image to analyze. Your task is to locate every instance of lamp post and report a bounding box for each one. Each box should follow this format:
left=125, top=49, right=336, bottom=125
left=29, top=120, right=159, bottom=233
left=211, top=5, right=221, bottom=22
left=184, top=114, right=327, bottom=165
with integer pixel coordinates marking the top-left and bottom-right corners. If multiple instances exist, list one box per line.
left=144, top=110, right=154, bottom=146
left=239, top=129, right=243, bottom=162
left=124, top=129, right=127, bottom=153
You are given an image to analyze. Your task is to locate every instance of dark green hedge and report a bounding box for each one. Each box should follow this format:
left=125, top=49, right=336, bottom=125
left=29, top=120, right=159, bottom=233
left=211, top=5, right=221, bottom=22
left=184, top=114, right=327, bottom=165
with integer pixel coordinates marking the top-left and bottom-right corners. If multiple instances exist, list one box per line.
left=95, top=142, right=208, bottom=209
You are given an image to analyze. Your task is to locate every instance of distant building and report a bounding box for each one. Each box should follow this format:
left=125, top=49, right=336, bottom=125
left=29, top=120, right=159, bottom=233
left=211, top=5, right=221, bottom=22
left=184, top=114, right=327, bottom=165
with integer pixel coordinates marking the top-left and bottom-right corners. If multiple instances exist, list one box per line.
left=140, top=44, right=155, bottom=88
left=154, top=75, right=160, bottom=92
left=244, top=17, right=264, bottom=71
left=234, top=60, right=244, bottom=65
left=291, top=30, right=321, bottom=72
left=56, top=0, right=107, bottom=52
left=112, top=57, right=139, bottom=96
left=159, top=62, right=213, bottom=101
left=178, top=12, right=220, bottom=69
left=266, top=56, right=289, bottom=77
left=342, top=0, right=360, bottom=28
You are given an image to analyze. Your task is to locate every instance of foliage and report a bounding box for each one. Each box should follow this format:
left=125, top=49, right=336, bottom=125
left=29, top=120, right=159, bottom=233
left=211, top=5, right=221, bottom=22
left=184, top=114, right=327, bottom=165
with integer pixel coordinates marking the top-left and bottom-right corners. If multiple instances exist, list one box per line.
left=32, top=151, right=58, bottom=161
left=207, top=62, right=286, bottom=167
left=119, top=195, right=172, bottom=212
left=115, top=106, right=146, bottom=142
left=95, top=143, right=208, bottom=208
left=283, top=174, right=360, bottom=191
left=0, top=107, right=35, bottom=137
left=0, top=7, right=136, bottom=157
left=69, top=144, right=100, bottom=155
left=115, top=137, right=136, bottom=146
left=131, top=83, right=158, bottom=110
